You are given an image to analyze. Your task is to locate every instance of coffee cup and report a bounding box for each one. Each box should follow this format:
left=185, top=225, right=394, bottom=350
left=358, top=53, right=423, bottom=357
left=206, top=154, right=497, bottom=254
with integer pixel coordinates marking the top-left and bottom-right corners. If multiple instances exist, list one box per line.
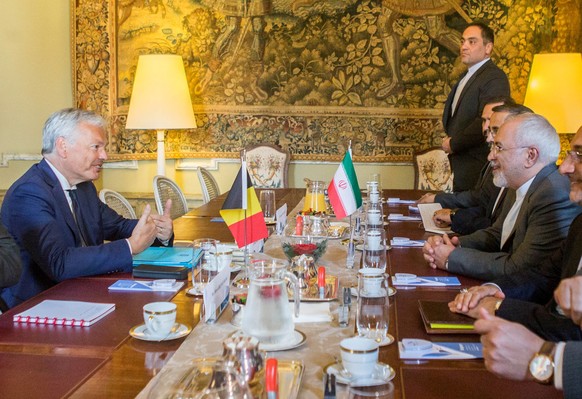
left=359, top=268, right=385, bottom=296
left=143, top=302, right=177, bottom=338
left=214, top=244, right=233, bottom=271
left=340, top=337, right=379, bottom=377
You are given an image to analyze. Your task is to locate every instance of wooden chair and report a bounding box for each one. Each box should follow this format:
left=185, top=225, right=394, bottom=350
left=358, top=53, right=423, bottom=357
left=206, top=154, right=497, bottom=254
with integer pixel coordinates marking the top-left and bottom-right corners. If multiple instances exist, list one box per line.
left=153, top=175, right=189, bottom=219
left=197, top=167, right=220, bottom=204
left=413, top=147, right=454, bottom=192
left=242, top=143, right=290, bottom=188
left=99, top=189, right=137, bottom=219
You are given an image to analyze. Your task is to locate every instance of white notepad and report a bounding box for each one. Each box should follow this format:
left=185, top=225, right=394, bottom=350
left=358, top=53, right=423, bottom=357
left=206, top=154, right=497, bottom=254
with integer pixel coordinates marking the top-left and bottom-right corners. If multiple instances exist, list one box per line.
left=417, top=203, right=453, bottom=234
left=13, top=300, right=115, bottom=327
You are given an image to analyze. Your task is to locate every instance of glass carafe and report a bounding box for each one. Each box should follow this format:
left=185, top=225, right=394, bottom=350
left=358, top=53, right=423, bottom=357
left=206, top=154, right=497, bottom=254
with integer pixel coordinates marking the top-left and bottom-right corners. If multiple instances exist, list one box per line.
left=242, top=260, right=300, bottom=344
left=303, top=180, right=327, bottom=212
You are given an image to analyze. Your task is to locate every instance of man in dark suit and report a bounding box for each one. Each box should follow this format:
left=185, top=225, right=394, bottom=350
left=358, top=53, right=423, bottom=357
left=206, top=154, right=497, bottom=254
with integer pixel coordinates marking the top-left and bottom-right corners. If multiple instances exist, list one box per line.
left=422, top=113, right=582, bottom=281
left=442, top=22, right=510, bottom=191
left=419, top=100, right=532, bottom=235
left=448, top=126, right=582, bottom=397
left=449, top=125, right=582, bottom=340
left=0, top=224, right=21, bottom=288
left=0, top=108, right=174, bottom=308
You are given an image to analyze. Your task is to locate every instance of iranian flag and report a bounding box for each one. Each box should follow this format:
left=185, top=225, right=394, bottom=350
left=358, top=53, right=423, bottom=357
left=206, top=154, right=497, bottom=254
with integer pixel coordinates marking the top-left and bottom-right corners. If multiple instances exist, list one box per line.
left=327, top=149, right=362, bottom=219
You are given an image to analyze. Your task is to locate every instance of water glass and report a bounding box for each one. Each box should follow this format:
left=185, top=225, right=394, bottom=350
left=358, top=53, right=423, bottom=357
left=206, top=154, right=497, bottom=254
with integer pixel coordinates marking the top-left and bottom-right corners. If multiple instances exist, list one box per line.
left=259, top=190, right=276, bottom=223
left=192, top=238, right=218, bottom=294
left=362, top=228, right=387, bottom=271
left=348, top=381, right=394, bottom=399
left=356, top=271, right=390, bottom=344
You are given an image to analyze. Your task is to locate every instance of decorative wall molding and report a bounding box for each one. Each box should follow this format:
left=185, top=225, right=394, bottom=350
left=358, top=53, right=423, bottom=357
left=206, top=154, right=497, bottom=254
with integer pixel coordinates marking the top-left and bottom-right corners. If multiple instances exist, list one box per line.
left=0, top=153, right=42, bottom=167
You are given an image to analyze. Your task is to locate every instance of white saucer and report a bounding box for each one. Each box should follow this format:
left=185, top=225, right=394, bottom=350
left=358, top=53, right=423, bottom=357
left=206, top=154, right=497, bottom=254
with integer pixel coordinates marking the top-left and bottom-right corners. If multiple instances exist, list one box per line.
left=324, top=362, right=395, bottom=385
left=201, top=263, right=242, bottom=273
left=377, top=333, right=395, bottom=346
left=187, top=284, right=207, bottom=296
left=229, top=329, right=307, bottom=352
left=350, top=287, right=396, bottom=297
left=129, top=323, right=192, bottom=341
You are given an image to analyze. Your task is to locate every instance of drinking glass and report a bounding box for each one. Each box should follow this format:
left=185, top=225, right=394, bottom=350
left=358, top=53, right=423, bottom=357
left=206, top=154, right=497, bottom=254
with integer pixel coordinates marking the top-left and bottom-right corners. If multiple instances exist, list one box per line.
left=362, top=228, right=387, bottom=271
left=191, top=238, right=218, bottom=295
left=348, top=381, right=394, bottom=399
left=356, top=270, right=392, bottom=345
left=259, top=190, right=276, bottom=224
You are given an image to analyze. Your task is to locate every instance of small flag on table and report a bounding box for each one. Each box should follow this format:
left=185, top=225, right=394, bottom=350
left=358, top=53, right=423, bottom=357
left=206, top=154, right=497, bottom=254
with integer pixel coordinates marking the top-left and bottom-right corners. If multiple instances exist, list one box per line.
left=327, top=149, right=362, bottom=219
left=220, top=163, right=268, bottom=248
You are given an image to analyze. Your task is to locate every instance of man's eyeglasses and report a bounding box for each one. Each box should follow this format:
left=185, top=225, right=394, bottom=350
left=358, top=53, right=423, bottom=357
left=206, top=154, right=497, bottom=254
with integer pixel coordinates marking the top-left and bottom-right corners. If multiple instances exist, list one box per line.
left=483, top=126, right=500, bottom=137
left=565, top=149, right=582, bottom=164
left=491, top=144, right=530, bottom=155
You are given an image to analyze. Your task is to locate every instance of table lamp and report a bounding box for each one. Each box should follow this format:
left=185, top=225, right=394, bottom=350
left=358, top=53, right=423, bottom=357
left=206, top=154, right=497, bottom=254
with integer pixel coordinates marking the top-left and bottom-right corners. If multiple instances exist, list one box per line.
left=523, top=53, right=582, bottom=134
left=125, top=54, right=196, bottom=176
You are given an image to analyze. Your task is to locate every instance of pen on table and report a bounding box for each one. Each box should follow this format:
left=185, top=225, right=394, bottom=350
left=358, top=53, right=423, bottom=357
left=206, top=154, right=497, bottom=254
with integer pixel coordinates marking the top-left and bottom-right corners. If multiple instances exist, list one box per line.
left=266, top=358, right=278, bottom=399
left=318, top=266, right=326, bottom=299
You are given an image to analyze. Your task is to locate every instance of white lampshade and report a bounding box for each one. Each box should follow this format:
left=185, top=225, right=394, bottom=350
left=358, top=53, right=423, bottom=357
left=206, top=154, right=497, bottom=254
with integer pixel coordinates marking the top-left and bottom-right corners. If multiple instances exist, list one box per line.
left=126, top=54, right=196, bottom=129
left=125, top=54, right=196, bottom=175
left=523, top=53, right=582, bottom=134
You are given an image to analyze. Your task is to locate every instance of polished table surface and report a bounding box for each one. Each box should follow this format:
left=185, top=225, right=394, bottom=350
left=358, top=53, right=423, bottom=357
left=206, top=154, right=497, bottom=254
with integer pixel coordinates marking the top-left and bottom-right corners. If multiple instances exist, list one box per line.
left=0, top=189, right=562, bottom=398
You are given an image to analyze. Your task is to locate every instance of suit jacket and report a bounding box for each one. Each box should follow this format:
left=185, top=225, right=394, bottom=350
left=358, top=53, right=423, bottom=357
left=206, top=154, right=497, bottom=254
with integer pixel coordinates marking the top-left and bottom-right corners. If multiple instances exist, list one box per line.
left=0, top=224, right=21, bottom=291
left=492, top=213, right=582, bottom=341
left=0, top=159, right=139, bottom=308
left=563, top=342, right=582, bottom=399
left=442, top=59, right=510, bottom=191
left=434, top=163, right=504, bottom=235
left=447, top=163, right=582, bottom=281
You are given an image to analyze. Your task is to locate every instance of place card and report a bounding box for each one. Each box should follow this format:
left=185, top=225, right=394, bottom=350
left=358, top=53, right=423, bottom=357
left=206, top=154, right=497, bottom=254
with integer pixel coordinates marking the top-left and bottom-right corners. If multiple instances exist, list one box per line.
left=276, top=203, right=287, bottom=234
left=203, top=265, right=230, bottom=323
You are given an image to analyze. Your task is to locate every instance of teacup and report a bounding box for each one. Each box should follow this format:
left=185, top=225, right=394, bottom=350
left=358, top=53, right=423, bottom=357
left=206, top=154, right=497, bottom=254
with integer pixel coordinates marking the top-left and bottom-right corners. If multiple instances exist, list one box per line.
left=340, top=337, right=379, bottom=377
left=358, top=268, right=385, bottom=296
left=214, top=244, right=233, bottom=271
left=143, top=302, right=177, bottom=338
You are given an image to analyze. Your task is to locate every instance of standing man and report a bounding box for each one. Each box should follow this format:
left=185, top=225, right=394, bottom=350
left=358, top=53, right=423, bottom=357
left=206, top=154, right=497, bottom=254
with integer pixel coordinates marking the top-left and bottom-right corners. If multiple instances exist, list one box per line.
left=442, top=22, right=510, bottom=191
left=0, top=108, right=174, bottom=308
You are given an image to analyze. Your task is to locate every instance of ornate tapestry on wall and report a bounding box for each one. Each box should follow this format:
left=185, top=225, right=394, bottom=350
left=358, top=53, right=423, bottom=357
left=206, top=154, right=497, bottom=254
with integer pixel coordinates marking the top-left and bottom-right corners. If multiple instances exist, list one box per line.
left=71, top=0, right=582, bottom=162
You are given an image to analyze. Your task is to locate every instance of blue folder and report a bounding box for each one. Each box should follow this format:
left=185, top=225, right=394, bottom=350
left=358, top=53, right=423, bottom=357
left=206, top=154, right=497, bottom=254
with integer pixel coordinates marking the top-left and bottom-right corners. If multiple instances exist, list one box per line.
left=132, top=247, right=203, bottom=268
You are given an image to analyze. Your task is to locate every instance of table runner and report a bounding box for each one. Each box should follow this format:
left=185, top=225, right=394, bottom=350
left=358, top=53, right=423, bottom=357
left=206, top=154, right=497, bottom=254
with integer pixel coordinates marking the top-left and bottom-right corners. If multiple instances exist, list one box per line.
left=137, top=200, right=362, bottom=398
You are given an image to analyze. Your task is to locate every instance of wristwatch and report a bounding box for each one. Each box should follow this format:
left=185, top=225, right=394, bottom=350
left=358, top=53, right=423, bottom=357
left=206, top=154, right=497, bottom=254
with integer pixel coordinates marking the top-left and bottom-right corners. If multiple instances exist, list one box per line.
left=528, top=341, right=556, bottom=384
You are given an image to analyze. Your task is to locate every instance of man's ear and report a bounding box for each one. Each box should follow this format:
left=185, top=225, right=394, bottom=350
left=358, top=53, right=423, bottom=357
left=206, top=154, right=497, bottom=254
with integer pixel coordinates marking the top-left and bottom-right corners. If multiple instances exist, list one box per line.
left=525, top=147, right=539, bottom=167
left=55, top=137, right=67, bottom=158
left=485, top=42, right=493, bottom=57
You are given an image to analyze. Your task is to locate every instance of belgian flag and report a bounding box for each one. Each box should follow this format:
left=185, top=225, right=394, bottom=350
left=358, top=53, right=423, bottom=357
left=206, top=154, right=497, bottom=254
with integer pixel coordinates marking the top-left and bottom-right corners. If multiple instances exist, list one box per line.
left=220, top=164, right=268, bottom=248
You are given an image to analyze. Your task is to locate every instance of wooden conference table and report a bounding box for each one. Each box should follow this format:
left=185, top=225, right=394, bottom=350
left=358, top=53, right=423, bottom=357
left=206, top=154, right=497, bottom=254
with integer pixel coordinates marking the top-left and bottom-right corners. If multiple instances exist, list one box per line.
left=0, top=189, right=562, bottom=398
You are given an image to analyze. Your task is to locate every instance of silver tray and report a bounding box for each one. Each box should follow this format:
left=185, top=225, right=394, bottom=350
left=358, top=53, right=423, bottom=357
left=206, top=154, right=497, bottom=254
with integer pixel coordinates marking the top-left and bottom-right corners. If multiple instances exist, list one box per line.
left=289, top=274, right=339, bottom=302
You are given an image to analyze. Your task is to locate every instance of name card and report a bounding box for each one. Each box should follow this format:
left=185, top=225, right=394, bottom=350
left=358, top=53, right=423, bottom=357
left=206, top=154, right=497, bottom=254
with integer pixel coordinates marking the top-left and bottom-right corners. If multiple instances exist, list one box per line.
left=203, top=265, right=230, bottom=323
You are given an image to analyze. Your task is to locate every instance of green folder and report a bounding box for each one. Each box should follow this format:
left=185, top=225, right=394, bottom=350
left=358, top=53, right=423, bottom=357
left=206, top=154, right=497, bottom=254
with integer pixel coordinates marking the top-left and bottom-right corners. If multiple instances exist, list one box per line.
left=132, top=247, right=202, bottom=268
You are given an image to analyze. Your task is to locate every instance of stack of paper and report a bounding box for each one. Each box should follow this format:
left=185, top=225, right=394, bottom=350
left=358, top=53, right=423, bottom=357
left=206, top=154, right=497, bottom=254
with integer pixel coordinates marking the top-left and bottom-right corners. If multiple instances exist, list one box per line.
left=132, top=247, right=202, bottom=268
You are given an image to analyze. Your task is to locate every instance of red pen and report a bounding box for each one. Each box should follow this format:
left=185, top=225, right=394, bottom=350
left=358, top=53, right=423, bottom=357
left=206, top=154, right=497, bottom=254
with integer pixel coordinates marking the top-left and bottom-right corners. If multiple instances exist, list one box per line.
left=266, top=358, right=278, bottom=399
left=318, top=266, right=326, bottom=299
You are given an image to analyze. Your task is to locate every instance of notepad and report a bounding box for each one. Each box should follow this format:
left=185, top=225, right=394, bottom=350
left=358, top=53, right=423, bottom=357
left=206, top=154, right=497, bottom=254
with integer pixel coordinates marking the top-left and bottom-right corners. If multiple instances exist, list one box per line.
left=13, top=300, right=115, bottom=327
left=418, top=300, right=475, bottom=334
left=417, top=203, right=453, bottom=234
left=132, top=247, right=202, bottom=268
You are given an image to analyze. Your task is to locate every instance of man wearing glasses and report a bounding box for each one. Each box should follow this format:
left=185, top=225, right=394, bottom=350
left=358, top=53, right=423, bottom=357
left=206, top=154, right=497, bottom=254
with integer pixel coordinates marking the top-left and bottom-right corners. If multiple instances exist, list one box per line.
left=447, top=126, right=582, bottom=397
left=423, top=113, right=582, bottom=280
left=420, top=100, right=531, bottom=235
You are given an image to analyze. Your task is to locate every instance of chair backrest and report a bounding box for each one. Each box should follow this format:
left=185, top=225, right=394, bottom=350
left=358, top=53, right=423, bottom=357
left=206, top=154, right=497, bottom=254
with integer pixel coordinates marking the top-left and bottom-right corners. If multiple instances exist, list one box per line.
left=152, top=175, right=189, bottom=219
left=197, top=167, right=220, bottom=204
left=413, top=147, right=454, bottom=192
left=242, top=143, right=290, bottom=188
left=99, top=189, right=137, bottom=219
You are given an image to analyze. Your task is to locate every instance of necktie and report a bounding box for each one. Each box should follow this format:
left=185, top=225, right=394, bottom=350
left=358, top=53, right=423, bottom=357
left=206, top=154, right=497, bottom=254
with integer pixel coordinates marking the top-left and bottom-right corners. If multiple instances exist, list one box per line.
left=450, top=74, right=470, bottom=116
left=67, top=189, right=89, bottom=246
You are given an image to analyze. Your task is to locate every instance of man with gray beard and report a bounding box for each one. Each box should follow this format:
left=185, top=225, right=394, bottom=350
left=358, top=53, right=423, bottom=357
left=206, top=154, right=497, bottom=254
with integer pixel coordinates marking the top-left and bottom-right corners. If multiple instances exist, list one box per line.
left=422, top=113, right=582, bottom=280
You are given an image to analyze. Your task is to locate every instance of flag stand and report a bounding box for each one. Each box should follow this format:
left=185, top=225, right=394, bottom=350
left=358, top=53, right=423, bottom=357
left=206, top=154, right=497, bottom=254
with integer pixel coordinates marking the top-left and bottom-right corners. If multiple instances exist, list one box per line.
left=233, top=150, right=251, bottom=288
